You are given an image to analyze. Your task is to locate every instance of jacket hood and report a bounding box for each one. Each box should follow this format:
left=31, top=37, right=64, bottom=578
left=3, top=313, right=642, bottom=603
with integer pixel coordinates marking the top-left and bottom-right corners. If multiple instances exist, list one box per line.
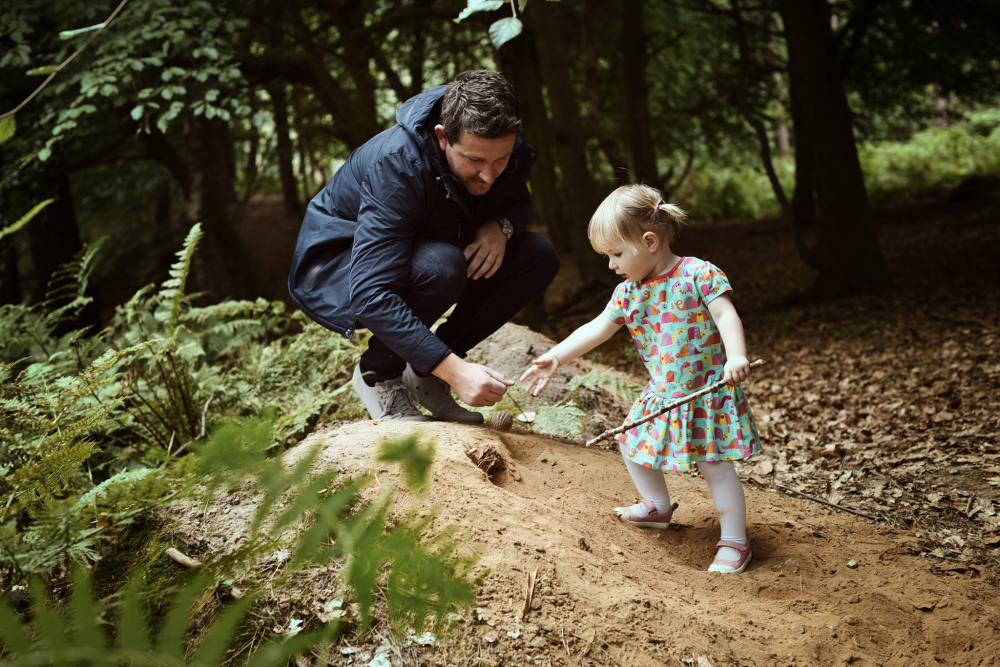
left=395, top=85, right=447, bottom=156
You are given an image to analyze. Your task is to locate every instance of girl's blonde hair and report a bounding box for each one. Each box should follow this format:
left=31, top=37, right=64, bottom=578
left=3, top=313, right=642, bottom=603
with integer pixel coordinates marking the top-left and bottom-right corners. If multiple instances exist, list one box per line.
left=587, top=183, right=688, bottom=253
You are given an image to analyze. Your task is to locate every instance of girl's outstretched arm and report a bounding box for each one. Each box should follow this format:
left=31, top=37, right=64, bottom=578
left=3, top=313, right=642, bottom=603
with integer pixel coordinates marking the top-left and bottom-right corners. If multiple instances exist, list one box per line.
left=707, top=294, right=750, bottom=385
left=520, top=314, right=621, bottom=396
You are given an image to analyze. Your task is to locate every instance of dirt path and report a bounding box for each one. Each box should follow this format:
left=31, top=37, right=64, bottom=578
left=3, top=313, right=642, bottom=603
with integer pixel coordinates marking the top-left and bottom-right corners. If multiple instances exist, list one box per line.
left=255, top=421, right=1000, bottom=666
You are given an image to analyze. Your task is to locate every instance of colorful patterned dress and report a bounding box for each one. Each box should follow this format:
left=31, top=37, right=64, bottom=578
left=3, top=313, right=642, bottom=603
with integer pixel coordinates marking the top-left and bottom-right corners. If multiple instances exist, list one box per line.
left=603, top=257, right=761, bottom=471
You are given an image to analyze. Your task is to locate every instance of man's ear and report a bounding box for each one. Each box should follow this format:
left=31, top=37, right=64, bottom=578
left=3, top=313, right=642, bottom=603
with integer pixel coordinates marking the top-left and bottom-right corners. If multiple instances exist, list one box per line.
left=642, top=231, right=660, bottom=252
left=434, top=124, right=448, bottom=152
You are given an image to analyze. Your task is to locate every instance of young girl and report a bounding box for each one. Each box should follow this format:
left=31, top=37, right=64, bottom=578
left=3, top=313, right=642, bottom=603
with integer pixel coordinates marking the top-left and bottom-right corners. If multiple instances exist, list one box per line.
left=520, top=184, right=761, bottom=574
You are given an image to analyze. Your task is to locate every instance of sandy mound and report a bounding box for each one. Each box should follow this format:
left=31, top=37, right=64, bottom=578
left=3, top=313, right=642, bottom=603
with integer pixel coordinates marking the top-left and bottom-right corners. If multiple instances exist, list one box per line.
left=170, top=420, right=1000, bottom=666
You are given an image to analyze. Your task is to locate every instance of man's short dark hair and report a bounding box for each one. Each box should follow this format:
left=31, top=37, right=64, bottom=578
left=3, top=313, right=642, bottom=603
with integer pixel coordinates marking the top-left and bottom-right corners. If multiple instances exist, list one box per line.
left=440, top=70, right=522, bottom=145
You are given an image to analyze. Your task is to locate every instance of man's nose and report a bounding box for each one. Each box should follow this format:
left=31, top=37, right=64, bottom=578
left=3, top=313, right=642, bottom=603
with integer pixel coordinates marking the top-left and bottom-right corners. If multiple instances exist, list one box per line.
left=479, top=166, right=495, bottom=183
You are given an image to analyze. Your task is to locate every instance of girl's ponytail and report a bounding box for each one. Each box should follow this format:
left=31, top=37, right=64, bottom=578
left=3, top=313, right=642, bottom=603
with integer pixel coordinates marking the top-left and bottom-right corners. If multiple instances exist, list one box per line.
left=654, top=201, right=688, bottom=241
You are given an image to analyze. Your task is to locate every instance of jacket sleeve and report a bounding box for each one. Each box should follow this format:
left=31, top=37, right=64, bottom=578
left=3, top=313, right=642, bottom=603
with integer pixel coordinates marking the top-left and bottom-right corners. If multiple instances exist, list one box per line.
left=496, top=179, right=532, bottom=238
left=349, top=152, right=453, bottom=375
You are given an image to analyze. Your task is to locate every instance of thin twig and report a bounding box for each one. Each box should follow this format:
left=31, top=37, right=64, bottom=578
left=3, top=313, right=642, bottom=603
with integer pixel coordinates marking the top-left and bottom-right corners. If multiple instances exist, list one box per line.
left=776, top=484, right=884, bottom=522
left=1, top=0, right=132, bottom=120
left=196, top=391, right=216, bottom=440
left=585, top=359, right=767, bottom=446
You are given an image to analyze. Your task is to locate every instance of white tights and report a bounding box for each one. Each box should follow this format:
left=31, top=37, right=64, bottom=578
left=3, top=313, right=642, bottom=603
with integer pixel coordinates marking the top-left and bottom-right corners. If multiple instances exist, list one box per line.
left=619, top=444, right=748, bottom=557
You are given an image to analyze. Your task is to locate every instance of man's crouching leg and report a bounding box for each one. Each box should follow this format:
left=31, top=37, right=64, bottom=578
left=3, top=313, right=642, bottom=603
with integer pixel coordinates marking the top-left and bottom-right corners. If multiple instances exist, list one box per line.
left=434, top=232, right=560, bottom=363
left=355, top=240, right=473, bottom=421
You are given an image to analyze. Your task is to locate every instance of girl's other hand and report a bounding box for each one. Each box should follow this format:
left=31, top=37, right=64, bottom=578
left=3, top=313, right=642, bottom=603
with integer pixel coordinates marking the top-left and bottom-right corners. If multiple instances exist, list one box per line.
left=724, top=355, right=750, bottom=386
left=519, top=353, right=561, bottom=396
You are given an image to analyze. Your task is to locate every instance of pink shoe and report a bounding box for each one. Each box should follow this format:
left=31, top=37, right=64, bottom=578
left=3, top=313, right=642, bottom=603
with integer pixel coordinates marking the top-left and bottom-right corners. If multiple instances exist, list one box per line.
left=613, top=500, right=678, bottom=529
left=707, top=540, right=752, bottom=574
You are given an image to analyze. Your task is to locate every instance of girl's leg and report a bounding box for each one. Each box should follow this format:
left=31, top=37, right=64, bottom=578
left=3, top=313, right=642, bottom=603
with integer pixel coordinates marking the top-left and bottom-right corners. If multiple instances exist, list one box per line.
left=697, top=460, right=748, bottom=562
left=619, top=443, right=672, bottom=517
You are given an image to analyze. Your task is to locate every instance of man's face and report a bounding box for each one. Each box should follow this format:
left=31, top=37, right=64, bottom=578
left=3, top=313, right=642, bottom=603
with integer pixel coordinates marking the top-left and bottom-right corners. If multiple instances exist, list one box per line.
left=435, top=126, right=516, bottom=196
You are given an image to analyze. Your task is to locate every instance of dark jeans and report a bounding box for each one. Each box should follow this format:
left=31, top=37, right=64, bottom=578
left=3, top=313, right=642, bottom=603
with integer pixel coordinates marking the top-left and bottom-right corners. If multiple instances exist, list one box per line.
left=359, top=232, right=560, bottom=383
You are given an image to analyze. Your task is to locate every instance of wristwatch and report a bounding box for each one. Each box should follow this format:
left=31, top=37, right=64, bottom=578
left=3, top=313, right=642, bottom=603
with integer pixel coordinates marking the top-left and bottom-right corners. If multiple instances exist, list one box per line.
left=496, top=216, right=514, bottom=240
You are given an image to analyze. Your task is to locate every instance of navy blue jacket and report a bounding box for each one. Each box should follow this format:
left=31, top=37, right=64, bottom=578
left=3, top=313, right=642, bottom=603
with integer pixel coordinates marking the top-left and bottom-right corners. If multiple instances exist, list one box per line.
left=287, top=86, right=536, bottom=375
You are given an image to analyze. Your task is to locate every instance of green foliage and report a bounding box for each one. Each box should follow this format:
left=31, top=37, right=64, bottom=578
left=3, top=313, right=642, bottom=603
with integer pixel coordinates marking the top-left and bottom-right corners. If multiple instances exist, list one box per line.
left=0, top=224, right=362, bottom=586
left=567, top=369, right=642, bottom=404
left=859, top=110, right=1000, bottom=203
left=0, top=198, right=52, bottom=241
left=679, top=159, right=795, bottom=220
left=0, top=566, right=338, bottom=666
left=532, top=401, right=586, bottom=438
left=0, top=416, right=477, bottom=665
left=0, top=116, right=14, bottom=144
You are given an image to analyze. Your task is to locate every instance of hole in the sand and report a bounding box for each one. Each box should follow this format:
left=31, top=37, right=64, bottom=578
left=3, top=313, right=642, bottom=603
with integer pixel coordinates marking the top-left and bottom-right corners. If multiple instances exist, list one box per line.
left=467, top=445, right=511, bottom=487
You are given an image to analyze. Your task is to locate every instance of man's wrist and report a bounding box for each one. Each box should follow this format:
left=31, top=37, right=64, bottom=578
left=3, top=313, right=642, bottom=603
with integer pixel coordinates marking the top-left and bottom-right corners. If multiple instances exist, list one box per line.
left=432, top=353, right=464, bottom=384
left=495, top=216, right=514, bottom=240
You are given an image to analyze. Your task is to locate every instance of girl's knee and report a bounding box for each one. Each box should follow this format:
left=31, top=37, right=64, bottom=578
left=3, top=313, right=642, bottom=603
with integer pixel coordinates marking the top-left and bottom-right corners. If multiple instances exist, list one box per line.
left=697, top=459, right=738, bottom=481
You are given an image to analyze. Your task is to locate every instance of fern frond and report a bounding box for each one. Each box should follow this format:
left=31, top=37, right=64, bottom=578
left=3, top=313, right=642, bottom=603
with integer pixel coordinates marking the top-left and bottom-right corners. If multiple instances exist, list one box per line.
left=71, top=468, right=154, bottom=510
left=158, top=223, right=203, bottom=337
left=567, top=369, right=642, bottom=403
left=533, top=401, right=587, bottom=438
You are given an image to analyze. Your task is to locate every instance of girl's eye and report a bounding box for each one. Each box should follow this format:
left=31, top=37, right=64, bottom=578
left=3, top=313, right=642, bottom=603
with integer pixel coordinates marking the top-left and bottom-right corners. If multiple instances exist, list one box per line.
left=614, top=253, right=622, bottom=258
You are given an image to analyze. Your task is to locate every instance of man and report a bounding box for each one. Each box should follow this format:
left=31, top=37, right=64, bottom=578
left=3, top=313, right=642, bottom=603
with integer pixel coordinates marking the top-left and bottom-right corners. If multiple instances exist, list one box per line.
left=288, top=70, right=559, bottom=421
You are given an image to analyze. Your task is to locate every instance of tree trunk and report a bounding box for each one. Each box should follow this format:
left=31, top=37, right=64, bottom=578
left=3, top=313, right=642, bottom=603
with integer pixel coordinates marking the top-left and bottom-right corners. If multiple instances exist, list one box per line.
left=267, top=81, right=303, bottom=219
left=27, top=172, right=83, bottom=304
left=620, top=0, right=659, bottom=185
left=185, top=117, right=263, bottom=300
left=26, top=172, right=99, bottom=330
left=525, top=1, right=607, bottom=286
left=498, top=27, right=572, bottom=254
left=778, top=0, right=888, bottom=296
left=788, top=64, right=818, bottom=269
left=0, top=236, right=21, bottom=305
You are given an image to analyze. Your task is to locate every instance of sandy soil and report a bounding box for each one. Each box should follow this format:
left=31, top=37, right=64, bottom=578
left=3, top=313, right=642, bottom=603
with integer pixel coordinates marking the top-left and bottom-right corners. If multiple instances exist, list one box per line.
left=169, top=416, right=1000, bottom=667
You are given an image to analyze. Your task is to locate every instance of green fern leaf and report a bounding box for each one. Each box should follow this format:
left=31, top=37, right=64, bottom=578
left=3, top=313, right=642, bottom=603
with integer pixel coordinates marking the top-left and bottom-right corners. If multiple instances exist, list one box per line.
left=155, top=573, right=214, bottom=660
left=190, top=594, right=255, bottom=666
left=533, top=401, right=587, bottom=438
left=116, top=570, right=150, bottom=655
left=245, top=627, right=339, bottom=667
left=158, top=223, right=203, bottom=337
left=567, top=369, right=642, bottom=403
left=29, top=580, right=67, bottom=650
left=0, top=593, right=32, bottom=655
left=69, top=566, right=106, bottom=651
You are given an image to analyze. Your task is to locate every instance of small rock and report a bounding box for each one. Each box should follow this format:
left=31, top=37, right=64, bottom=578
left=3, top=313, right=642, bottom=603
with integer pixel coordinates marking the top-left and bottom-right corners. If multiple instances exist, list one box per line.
left=791, top=626, right=805, bottom=634
left=847, top=559, right=859, bottom=569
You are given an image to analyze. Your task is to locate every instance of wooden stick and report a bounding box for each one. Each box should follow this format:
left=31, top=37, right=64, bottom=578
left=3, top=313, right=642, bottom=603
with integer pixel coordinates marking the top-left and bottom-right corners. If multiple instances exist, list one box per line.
left=775, top=484, right=884, bottom=522
left=585, top=359, right=766, bottom=447
left=165, top=547, right=202, bottom=568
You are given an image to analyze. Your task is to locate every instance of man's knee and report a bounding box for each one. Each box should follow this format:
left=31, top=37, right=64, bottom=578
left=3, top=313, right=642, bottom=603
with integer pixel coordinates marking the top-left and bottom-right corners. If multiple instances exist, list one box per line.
left=410, top=240, right=467, bottom=300
left=516, top=232, right=561, bottom=285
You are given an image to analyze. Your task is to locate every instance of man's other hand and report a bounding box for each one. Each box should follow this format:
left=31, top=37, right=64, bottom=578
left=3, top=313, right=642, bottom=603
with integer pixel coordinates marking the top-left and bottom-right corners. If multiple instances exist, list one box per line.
left=464, top=220, right=508, bottom=280
left=433, top=354, right=514, bottom=407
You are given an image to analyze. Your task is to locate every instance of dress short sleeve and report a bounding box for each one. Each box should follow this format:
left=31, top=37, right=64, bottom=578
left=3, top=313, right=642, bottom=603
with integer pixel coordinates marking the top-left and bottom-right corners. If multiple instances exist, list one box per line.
left=695, top=261, right=732, bottom=304
left=602, top=282, right=628, bottom=325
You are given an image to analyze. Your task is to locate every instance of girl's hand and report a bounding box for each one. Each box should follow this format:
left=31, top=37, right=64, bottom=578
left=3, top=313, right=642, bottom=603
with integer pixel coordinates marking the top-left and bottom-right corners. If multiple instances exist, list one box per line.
left=724, top=355, right=750, bottom=386
left=519, top=353, right=561, bottom=396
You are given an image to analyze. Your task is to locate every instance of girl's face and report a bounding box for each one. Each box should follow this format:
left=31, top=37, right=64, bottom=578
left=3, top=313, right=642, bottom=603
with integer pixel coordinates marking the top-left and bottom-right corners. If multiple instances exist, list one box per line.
left=603, top=239, right=661, bottom=283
